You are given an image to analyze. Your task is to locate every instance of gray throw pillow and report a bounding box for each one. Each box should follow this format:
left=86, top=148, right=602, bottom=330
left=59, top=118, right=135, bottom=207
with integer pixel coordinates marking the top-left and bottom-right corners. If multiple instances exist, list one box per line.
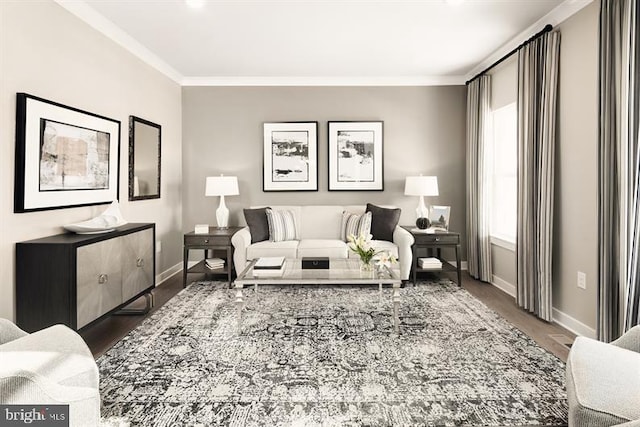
left=243, top=207, right=270, bottom=243
left=366, top=203, right=401, bottom=242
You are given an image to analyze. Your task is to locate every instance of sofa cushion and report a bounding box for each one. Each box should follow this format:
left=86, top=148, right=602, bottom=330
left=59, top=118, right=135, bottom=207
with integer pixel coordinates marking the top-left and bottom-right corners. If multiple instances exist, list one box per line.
left=341, top=211, right=372, bottom=241
left=366, top=203, right=401, bottom=242
left=266, top=208, right=298, bottom=242
left=247, top=240, right=298, bottom=260
left=244, top=207, right=270, bottom=243
left=298, top=240, right=348, bottom=258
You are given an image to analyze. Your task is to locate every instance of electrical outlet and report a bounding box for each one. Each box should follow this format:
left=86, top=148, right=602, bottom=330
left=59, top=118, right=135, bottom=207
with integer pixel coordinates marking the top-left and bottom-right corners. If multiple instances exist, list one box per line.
left=156, top=241, right=162, bottom=253
left=577, top=271, right=586, bottom=289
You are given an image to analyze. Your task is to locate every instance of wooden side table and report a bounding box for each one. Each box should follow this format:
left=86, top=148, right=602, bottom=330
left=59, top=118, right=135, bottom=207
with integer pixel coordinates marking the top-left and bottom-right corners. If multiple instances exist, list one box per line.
left=401, top=226, right=462, bottom=286
left=183, top=226, right=243, bottom=287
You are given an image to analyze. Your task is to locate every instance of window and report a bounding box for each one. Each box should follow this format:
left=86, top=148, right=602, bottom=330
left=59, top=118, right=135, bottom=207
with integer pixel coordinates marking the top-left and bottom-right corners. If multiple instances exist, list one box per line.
left=488, top=102, right=517, bottom=244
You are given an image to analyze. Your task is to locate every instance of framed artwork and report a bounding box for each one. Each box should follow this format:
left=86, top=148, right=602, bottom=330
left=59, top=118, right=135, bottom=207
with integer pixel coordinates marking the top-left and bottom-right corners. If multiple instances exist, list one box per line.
left=429, top=205, right=451, bottom=231
left=328, top=121, right=383, bottom=191
left=263, top=121, right=318, bottom=191
left=14, top=93, right=120, bottom=212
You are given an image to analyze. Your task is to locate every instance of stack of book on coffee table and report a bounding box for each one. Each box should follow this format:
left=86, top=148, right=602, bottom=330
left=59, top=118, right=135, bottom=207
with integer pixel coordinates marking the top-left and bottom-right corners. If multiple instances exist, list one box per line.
left=253, top=256, right=285, bottom=277
left=419, top=257, right=442, bottom=270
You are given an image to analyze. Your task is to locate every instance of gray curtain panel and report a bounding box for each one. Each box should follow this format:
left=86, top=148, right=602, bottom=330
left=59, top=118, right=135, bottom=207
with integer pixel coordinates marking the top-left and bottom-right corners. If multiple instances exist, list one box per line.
left=598, top=0, right=640, bottom=342
left=516, top=31, right=560, bottom=322
left=465, top=75, right=492, bottom=282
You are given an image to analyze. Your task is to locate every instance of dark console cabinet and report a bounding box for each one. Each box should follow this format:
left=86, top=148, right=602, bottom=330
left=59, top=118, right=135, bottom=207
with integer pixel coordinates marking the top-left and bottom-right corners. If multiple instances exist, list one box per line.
left=16, top=223, right=155, bottom=332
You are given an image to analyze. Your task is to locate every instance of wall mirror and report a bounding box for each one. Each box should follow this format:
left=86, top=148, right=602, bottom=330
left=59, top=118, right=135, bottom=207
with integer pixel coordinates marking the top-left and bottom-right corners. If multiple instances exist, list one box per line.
left=129, top=116, right=161, bottom=201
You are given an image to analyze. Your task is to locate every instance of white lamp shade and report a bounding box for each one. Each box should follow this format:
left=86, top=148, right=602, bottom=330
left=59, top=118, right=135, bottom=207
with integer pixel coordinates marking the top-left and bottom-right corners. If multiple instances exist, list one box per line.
left=205, top=176, right=239, bottom=196
left=404, top=176, right=439, bottom=196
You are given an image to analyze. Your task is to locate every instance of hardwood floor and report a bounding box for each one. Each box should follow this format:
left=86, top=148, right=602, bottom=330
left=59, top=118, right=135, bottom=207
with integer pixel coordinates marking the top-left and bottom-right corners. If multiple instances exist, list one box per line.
left=82, top=271, right=575, bottom=361
left=457, top=273, right=575, bottom=361
left=81, top=272, right=187, bottom=359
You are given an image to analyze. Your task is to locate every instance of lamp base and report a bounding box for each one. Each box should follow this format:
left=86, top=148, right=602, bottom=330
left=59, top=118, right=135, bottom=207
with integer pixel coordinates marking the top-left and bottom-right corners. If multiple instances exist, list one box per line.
left=216, top=195, right=229, bottom=228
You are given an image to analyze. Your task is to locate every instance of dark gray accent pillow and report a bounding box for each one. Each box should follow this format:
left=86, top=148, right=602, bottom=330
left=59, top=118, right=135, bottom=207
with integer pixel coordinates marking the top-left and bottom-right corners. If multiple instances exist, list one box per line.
left=243, top=207, right=270, bottom=243
left=366, top=203, right=401, bottom=242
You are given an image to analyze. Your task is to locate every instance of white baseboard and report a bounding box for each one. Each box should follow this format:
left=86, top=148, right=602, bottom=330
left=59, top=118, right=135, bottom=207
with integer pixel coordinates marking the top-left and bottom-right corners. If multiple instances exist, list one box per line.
left=487, top=277, right=596, bottom=338
left=156, top=262, right=182, bottom=286
left=552, top=308, right=596, bottom=339
left=491, top=274, right=516, bottom=298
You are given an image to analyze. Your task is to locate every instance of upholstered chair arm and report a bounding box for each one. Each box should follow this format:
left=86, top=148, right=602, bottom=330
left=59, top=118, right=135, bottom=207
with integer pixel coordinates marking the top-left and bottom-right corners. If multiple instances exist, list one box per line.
left=0, top=370, right=100, bottom=426
left=0, top=323, right=100, bottom=426
left=393, top=226, right=415, bottom=281
left=232, top=227, right=251, bottom=276
left=0, top=325, right=99, bottom=389
left=611, top=325, right=640, bottom=353
left=0, top=318, right=28, bottom=345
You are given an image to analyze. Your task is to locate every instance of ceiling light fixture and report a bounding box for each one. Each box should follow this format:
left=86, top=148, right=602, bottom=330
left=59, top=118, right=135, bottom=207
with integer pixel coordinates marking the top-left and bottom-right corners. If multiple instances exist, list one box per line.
left=185, top=0, right=205, bottom=8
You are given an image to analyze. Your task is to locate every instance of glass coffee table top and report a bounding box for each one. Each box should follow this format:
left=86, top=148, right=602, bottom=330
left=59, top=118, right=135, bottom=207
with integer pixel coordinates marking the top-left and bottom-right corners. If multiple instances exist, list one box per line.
left=235, top=258, right=400, bottom=284
left=234, top=258, right=402, bottom=335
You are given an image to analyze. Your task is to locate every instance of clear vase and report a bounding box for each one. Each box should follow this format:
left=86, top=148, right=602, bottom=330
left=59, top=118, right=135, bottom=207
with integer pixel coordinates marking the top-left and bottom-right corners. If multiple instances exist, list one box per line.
left=359, top=258, right=374, bottom=274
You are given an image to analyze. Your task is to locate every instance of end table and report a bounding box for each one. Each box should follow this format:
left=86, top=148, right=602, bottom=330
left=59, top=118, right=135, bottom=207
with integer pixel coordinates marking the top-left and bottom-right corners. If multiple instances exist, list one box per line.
left=402, top=226, right=462, bottom=286
left=183, top=226, right=243, bottom=287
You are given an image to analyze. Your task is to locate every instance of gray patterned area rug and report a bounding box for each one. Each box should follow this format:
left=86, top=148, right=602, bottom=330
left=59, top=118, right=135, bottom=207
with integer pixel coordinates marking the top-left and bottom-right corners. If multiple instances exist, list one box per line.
left=98, top=280, right=567, bottom=426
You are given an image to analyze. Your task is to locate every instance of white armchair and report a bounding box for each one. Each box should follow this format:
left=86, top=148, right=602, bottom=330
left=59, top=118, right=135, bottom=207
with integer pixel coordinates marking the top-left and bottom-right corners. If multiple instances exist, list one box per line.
left=566, top=325, right=640, bottom=426
left=0, top=319, right=100, bottom=426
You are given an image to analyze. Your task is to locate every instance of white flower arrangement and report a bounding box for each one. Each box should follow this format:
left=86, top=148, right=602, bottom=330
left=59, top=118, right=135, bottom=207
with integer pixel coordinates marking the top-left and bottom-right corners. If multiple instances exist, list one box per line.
left=346, top=232, right=397, bottom=269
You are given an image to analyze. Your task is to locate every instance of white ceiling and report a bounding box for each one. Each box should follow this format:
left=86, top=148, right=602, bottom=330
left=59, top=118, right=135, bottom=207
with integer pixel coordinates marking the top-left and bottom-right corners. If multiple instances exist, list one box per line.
left=57, top=0, right=591, bottom=85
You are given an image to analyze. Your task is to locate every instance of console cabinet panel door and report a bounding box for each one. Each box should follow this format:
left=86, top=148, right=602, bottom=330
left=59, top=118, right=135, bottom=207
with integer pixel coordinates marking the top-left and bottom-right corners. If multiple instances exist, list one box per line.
left=121, top=228, right=154, bottom=301
left=76, top=238, right=123, bottom=329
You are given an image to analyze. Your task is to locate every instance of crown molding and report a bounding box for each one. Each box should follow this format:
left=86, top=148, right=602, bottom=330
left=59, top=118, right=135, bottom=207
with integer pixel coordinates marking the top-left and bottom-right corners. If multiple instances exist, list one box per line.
left=180, top=75, right=466, bottom=87
left=464, top=0, right=594, bottom=80
left=53, top=0, right=183, bottom=84
left=56, top=0, right=586, bottom=88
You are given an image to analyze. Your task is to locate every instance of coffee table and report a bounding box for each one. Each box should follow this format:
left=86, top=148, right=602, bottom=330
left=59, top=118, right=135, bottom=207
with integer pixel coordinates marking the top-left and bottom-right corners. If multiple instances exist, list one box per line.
left=234, top=258, right=402, bottom=334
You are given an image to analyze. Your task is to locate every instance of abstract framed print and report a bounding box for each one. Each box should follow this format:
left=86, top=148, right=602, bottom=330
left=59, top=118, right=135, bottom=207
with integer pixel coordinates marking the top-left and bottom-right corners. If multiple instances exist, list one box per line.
left=14, top=93, right=120, bottom=212
left=263, top=121, right=318, bottom=191
left=328, top=121, right=383, bottom=191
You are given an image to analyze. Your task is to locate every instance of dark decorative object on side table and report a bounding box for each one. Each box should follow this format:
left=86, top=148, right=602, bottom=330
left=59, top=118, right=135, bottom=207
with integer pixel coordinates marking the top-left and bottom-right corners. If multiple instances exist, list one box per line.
left=416, top=217, right=430, bottom=229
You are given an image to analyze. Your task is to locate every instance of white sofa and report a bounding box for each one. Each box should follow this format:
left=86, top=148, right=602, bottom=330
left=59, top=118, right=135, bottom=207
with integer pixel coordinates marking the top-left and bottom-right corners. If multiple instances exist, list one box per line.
left=232, top=205, right=414, bottom=280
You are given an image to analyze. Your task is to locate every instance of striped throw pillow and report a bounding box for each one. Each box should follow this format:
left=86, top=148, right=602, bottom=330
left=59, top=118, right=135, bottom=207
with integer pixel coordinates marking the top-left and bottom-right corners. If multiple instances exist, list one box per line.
left=266, top=209, right=298, bottom=242
left=341, top=211, right=372, bottom=242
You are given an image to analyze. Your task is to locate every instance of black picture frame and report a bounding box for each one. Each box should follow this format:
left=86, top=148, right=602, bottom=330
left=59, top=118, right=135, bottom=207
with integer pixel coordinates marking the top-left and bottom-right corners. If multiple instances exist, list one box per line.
left=328, top=121, right=384, bottom=191
left=129, top=115, right=161, bottom=201
left=263, top=121, right=318, bottom=192
left=14, top=93, right=121, bottom=213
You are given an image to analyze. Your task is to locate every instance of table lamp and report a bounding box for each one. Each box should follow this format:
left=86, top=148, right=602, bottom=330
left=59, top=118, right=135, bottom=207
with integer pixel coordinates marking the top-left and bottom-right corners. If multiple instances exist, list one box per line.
left=404, top=175, right=439, bottom=229
left=205, top=175, right=239, bottom=228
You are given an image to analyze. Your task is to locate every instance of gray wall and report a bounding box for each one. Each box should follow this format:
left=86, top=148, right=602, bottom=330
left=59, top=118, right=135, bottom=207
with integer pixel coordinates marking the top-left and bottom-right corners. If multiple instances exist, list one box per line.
left=554, top=0, right=599, bottom=333
left=182, top=86, right=467, bottom=261
left=0, top=0, right=184, bottom=321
